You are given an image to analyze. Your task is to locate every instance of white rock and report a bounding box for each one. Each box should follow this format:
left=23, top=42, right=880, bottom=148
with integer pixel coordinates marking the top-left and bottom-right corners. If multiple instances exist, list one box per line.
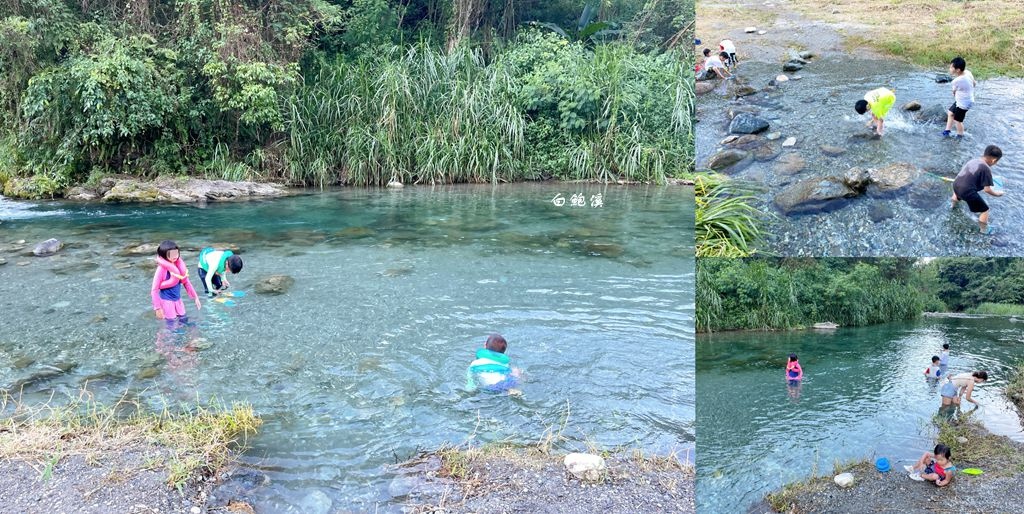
left=191, top=508, right=201, bottom=514
left=758, top=30, right=767, bottom=35
left=776, top=75, right=789, bottom=82
left=386, top=180, right=404, bottom=189
left=957, top=436, right=968, bottom=443
left=745, top=26, right=757, bottom=33
left=564, top=453, right=606, bottom=481
left=782, top=137, right=797, bottom=147
left=834, top=472, right=855, bottom=488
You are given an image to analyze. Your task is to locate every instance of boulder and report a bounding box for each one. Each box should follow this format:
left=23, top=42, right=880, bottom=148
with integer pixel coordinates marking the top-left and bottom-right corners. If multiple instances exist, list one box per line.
left=707, top=149, right=753, bottom=174
left=32, top=238, right=63, bottom=257
left=774, top=177, right=859, bottom=214
left=902, top=101, right=922, bottom=111
left=729, top=113, right=770, bottom=134
left=868, top=163, right=922, bottom=193
left=255, top=275, right=295, bottom=295
left=102, top=177, right=289, bottom=203
left=730, top=84, right=758, bottom=98
left=834, top=472, right=855, bottom=488
left=935, top=73, right=953, bottom=83
left=564, top=453, right=606, bottom=482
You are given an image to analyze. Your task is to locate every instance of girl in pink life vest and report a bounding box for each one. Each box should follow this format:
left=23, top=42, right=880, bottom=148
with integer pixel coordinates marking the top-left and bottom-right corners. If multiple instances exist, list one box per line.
left=151, top=240, right=201, bottom=324
left=786, top=353, right=803, bottom=384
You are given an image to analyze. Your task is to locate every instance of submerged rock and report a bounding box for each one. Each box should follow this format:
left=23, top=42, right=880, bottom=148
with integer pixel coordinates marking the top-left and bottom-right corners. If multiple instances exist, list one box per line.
left=868, top=163, right=922, bottom=194
left=842, top=167, right=871, bottom=191
left=775, top=153, right=806, bottom=175
left=916, top=104, right=949, bottom=124
left=582, top=242, right=625, bottom=258
left=869, top=203, right=895, bottom=222
left=102, top=177, right=289, bottom=203
left=729, top=113, right=770, bottom=134
left=296, top=489, right=332, bottom=514
left=935, top=73, right=953, bottom=83
left=774, top=178, right=859, bottom=215
left=820, top=145, right=847, bottom=157
left=707, top=149, right=753, bottom=173
left=33, top=238, right=63, bottom=257
left=564, top=453, right=606, bottom=482
left=255, top=275, right=295, bottom=295
left=116, top=243, right=159, bottom=257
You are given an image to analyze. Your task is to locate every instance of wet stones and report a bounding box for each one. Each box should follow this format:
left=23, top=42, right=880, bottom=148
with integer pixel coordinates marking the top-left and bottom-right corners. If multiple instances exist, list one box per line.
left=902, top=101, right=922, bottom=111
left=255, top=275, right=295, bottom=295
left=729, top=113, right=770, bottom=134
left=774, top=177, right=859, bottom=215
left=116, top=242, right=159, bottom=257
left=842, top=167, right=871, bottom=191
left=33, top=238, right=63, bottom=256
left=707, top=149, right=753, bottom=173
left=582, top=242, right=625, bottom=258
left=916, top=104, right=949, bottom=124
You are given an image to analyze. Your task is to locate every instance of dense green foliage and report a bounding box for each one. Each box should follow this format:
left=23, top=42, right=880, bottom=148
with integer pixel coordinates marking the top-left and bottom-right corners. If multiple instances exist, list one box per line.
left=698, top=258, right=1024, bottom=333
left=0, top=0, right=693, bottom=196
left=697, top=258, right=930, bottom=332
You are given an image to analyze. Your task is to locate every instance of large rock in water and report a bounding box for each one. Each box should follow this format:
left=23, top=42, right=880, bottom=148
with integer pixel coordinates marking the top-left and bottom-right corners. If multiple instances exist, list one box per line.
left=774, top=177, right=860, bottom=214
left=707, top=149, right=753, bottom=173
left=33, top=238, right=63, bottom=256
left=564, top=453, right=606, bottom=482
left=868, top=163, right=922, bottom=194
left=255, top=275, right=295, bottom=295
left=916, top=104, right=948, bottom=124
left=729, top=113, right=770, bottom=134
left=843, top=167, right=871, bottom=191
left=102, top=177, right=289, bottom=203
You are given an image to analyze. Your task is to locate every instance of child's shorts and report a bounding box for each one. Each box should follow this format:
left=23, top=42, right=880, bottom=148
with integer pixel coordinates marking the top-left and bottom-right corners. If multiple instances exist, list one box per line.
left=957, top=189, right=989, bottom=213
left=940, top=382, right=959, bottom=398
left=948, top=103, right=969, bottom=123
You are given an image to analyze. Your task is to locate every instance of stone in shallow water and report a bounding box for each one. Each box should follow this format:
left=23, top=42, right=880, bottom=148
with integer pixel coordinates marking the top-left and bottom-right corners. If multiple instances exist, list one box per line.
left=729, top=113, right=770, bottom=134
left=774, top=153, right=806, bottom=175
left=902, top=101, right=922, bottom=111
left=582, top=242, right=625, bottom=258
left=296, top=489, right=333, bottom=514
left=116, top=242, right=159, bottom=257
left=135, top=367, right=160, bottom=380
left=12, top=356, right=35, bottom=369
left=820, top=145, right=846, bottom=157
left=254, top=275, right=295, bottom=295
left=707, top=149, right=753, bottom=173
left=868, top=203, right=895, bottom=222
left=774, top=177, right=859, bottom=215
left=33, top=238, right=63, bottom=256
left=868, top=163, right=922, bottom=194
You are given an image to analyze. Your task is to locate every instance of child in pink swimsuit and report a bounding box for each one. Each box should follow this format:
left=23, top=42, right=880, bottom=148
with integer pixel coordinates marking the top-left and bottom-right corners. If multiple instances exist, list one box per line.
left=151, top=240, right=201, bottom=325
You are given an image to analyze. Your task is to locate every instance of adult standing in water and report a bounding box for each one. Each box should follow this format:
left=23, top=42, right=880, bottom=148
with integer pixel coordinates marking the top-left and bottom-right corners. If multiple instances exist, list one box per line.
left=940, top=371, right=988, bottom=406
left=951, top=145, right=1004, bottom=234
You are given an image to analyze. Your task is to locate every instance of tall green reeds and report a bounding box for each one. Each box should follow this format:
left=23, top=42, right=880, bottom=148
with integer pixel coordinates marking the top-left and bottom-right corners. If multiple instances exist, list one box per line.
left=695, top=173, right=764, bottom=257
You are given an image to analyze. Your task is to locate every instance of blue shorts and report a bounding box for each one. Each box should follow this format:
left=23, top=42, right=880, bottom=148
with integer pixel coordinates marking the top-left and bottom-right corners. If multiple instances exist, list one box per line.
left=940, top=382, right=958, bottom=398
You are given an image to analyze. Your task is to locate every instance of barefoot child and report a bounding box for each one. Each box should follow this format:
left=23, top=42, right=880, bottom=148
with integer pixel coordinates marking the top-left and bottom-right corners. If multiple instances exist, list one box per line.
left=151, top=241, right=201, bottom=324
left=907, top=444, right=956, bottom=486
left=466, top=334, right=521, bottom=393
left=854, top=88, right=896, bottom=136
left=952, top=145, right=1004, bottom=234
left=943, top=56, right=976, bottom=138
left=197, top=247, right=244, bottom=296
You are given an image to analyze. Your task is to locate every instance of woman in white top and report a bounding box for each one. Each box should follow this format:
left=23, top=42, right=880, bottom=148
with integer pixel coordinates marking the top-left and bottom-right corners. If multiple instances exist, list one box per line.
left=939, top=371, right=988, bottom=405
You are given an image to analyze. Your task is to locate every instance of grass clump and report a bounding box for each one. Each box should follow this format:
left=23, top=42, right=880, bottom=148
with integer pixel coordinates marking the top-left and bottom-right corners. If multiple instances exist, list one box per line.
left=937, top=418, right=1024, bottom=476
left=0, top=394, right=261, bottom=491
left=695, top=173, right=765, bottom=257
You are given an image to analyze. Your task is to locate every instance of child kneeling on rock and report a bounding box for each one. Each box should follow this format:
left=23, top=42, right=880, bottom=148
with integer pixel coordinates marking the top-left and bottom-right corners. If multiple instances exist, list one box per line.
left=465, top=334, right=521, bottom=394
left=906, top=444, right=955, bottom=486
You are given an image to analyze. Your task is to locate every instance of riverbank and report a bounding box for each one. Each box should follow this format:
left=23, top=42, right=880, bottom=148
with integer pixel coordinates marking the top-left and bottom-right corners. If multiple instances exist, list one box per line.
left=761, top=419, right=1024, bottom=513
left=397, top=444, right=695, bottom=513
left=0, top=398, right=261, bottom=513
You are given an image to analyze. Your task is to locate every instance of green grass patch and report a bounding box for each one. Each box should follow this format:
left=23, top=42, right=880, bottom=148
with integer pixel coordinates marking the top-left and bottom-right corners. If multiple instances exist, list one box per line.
left=966, top=303, right=1024, bottom=316
left=695, top=173, right=765, bottom=258
left=937, top=418, right=1024, bottom=476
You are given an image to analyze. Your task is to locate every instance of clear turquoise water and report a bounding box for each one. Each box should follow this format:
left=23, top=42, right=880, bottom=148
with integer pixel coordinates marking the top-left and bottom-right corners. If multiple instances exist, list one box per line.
left=696, top=316, right=1024, bottom=513
left=0, top=183, right=694, bottom=512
